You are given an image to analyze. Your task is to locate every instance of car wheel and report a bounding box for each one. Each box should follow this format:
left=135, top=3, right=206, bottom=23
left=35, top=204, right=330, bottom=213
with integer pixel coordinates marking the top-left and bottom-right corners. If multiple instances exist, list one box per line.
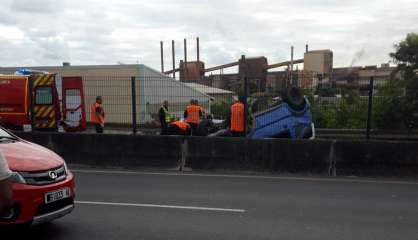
left=282, top=86, right=306, bottom=111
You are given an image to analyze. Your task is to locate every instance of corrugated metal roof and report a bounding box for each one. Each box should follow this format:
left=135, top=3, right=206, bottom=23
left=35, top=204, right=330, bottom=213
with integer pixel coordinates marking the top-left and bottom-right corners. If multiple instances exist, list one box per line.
left=0, top=64, right=145, bottom=71
left=184, top=83, right=234, bottom=95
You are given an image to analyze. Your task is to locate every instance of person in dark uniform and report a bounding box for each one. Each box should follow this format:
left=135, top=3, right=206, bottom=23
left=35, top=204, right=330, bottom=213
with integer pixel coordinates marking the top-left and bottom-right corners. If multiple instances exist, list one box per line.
left=158, top=100, right=172, bottom=135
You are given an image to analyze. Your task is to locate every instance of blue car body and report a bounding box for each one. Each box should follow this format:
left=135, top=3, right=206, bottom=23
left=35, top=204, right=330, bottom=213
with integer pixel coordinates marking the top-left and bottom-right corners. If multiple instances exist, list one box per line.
left=247, top=97, right=313, bottom=139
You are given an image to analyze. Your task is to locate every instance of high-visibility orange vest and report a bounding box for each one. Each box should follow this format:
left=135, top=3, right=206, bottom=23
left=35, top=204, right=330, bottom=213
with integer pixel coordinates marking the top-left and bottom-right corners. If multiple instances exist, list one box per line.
left=91, top=102, right=105, bottom=124
left=186, top=105, right=201, bottom=124
left=173, top=121, right=190, bottom=132
left=230, top=102, right=244, bottom=132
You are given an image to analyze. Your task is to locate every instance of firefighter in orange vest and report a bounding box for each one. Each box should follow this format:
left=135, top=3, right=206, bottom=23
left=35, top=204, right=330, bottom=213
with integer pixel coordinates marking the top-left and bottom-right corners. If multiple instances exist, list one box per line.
left=91, top=96, right=105, bottom=133
left=167, top=120, right=191, bottom=136
left=184, top=99, right=203, bottom=135
left=227, top=96, right=245, bottom=137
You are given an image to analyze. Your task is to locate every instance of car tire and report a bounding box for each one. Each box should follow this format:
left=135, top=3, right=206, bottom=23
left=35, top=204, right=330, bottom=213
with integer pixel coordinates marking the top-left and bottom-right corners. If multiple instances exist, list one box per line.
left=281, top=86, right=306, bottom=111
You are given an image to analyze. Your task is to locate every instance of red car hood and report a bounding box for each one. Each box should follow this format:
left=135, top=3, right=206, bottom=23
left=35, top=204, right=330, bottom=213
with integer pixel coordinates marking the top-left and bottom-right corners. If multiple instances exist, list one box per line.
left=0, top=140, right=63, bottom=172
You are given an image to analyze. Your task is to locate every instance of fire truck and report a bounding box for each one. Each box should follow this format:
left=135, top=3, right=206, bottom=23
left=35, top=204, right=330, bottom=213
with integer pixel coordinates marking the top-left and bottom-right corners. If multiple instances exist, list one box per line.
left=0, top=69, right=86, bottom=132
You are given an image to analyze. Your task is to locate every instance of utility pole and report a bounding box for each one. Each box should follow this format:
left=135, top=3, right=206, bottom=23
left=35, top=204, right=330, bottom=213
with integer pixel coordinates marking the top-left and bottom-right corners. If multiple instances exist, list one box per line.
left=172, top=40, right=176, bottom=79
left=160, top=41, right=164, bottom=73
left=290, top=46, right=294, bottom=86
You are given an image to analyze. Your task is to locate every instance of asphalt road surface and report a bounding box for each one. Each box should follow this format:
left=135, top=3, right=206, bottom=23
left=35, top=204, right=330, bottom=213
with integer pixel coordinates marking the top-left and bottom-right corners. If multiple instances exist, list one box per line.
left=8, top=169, right=418, bottom=240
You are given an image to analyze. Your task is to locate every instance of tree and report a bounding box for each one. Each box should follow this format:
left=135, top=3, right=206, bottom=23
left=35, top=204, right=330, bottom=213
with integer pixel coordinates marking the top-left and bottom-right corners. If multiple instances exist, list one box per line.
left=372, top=81, right=405, bottom=129
left=390, top=33, right=418, bottom=71
left=389, top=33, right=418, bottom=128
left=308, top=33, right=418, bottom=130
left=307, top=89, right=367, bottom=129
left=210, top=100, right=232, bottom=119
left=315, top=86, right=337, bottom=97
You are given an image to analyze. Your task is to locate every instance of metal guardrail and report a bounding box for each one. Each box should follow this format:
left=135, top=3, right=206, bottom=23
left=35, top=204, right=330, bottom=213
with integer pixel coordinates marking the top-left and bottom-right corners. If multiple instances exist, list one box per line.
left=316, top=129, right=418, bottom=141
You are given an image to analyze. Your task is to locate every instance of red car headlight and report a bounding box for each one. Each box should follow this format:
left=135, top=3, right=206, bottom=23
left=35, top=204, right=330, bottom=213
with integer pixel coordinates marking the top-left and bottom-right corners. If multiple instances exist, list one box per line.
left=9, top=172, right=26, bottom=184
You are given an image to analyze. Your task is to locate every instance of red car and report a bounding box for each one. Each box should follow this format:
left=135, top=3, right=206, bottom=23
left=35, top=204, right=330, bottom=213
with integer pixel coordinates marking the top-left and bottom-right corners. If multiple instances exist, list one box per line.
left=0, top=127, right=75, bottom=226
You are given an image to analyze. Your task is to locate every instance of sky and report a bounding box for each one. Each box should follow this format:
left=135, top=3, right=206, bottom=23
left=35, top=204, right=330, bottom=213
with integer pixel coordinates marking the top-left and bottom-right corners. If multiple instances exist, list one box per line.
left=0, top=0, right=417, bottom=72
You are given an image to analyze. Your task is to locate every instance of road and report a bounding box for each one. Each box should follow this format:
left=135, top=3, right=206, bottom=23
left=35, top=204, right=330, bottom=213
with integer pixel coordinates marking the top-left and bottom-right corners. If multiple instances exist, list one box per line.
left=10, top=169, right=418, bottom=239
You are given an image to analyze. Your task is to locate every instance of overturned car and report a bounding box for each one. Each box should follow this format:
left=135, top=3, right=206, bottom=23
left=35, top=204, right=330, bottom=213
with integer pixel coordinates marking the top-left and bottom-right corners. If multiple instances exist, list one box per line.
left=247, top=87, right=314, bottom=139
left=210, top=87, right=315, bottom=139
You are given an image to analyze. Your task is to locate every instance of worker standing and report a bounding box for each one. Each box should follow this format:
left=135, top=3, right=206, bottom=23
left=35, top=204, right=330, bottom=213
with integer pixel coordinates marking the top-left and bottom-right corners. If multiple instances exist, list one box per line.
left=91, top=96, right=105, bottom=133
left=184, top=99, right=202, bottom=135
left=0, top=151, right=13, bottom=216
left=228, top=96, right=245, bottom=137
left=159, top=100, right=172, bottom=135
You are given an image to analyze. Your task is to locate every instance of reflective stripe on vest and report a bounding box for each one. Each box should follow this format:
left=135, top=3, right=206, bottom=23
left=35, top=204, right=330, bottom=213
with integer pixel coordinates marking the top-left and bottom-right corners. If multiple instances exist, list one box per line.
left=91, top=102, right=104, bottom=124
left=186, top=105, right=200, bottom=124
left=230, top=102, right=244, bottom=132
left=161, top=106, right=171, bottom=123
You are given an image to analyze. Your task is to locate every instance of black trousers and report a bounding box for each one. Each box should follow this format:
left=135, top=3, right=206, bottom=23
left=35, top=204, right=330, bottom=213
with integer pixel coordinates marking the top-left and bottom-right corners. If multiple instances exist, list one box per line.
left=95, top=124, right=103, bottom=133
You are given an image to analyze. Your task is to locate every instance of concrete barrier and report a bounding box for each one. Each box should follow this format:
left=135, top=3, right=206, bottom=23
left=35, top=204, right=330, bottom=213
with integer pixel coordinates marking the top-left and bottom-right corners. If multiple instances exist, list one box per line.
left=12, top=132, right=418, bottom=177
left=14, top=132, right=183, bottom=169
left=334, top=140, right=418, bottom=177
left=185, top=137, right=332, bottom=174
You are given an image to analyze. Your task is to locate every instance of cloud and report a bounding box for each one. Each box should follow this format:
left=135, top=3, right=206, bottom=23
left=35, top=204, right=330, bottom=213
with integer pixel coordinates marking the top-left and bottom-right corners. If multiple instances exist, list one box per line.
left=10, top=0, right=66, bottom=14
left=0, top=0, right=417, bottom=70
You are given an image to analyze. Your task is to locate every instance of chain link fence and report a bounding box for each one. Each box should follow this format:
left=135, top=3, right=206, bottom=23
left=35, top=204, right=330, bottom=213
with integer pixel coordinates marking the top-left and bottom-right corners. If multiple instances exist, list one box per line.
left=79, top=75, right=229, bottom=134
left=52, top=71, right=418, bottom=140
left=296, top=70, right=417, bottom=140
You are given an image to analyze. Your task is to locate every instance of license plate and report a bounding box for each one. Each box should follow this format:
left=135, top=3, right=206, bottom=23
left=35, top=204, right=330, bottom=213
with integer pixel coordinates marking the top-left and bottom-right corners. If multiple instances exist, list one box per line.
left=45, top=188, right=71, bottom=204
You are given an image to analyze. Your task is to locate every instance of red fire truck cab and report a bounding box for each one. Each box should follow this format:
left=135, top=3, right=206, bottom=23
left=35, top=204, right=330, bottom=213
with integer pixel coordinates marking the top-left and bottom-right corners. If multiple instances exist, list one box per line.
left=0, top=71, right=86, bottom=132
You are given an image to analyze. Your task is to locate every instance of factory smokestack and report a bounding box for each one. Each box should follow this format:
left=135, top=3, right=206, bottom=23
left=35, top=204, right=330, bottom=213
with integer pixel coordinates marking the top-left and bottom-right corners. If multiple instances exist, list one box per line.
left=197, top=37, right=200, bottom=63
left=172, top=40, right=176, bottom=78
left=160, top=41, right=164, bottom=73
left=290, top=46, right=294, bottom=85
left=184, top=38, right=187, bottom=71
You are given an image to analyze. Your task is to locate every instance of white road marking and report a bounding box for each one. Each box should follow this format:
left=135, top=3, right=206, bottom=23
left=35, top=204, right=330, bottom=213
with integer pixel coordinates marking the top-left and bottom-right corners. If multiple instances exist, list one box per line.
left=76, top=200, right=246, bottom=213
left=71, top=169, right=418, bottom=185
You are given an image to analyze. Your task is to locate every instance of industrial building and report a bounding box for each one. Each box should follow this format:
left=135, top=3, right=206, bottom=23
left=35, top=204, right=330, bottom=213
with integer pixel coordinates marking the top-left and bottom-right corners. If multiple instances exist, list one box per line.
left=205, top=63, right=398, bottom=94
left=333, top=63, right=399, bottom=87
left=0, top=64, right=211, bottom=125
left=160, top=38, right=400, bottom=95
left=160, top=38, right=334, bottom=93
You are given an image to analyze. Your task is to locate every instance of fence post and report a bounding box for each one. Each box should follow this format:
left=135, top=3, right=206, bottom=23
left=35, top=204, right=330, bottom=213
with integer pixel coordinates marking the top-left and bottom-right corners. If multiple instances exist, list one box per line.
left=131, top=76, right=137, bottom=135
left=240, top=54, right=248, bottom=136
left=244, top=76, right=248, bottom=135
left=366, top=76, right=374, bottom=140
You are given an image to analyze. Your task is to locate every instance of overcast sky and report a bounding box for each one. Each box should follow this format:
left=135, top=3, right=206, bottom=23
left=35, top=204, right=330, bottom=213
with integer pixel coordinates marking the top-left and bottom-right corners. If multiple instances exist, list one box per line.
left=0, top=0, right=417, bottom=71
